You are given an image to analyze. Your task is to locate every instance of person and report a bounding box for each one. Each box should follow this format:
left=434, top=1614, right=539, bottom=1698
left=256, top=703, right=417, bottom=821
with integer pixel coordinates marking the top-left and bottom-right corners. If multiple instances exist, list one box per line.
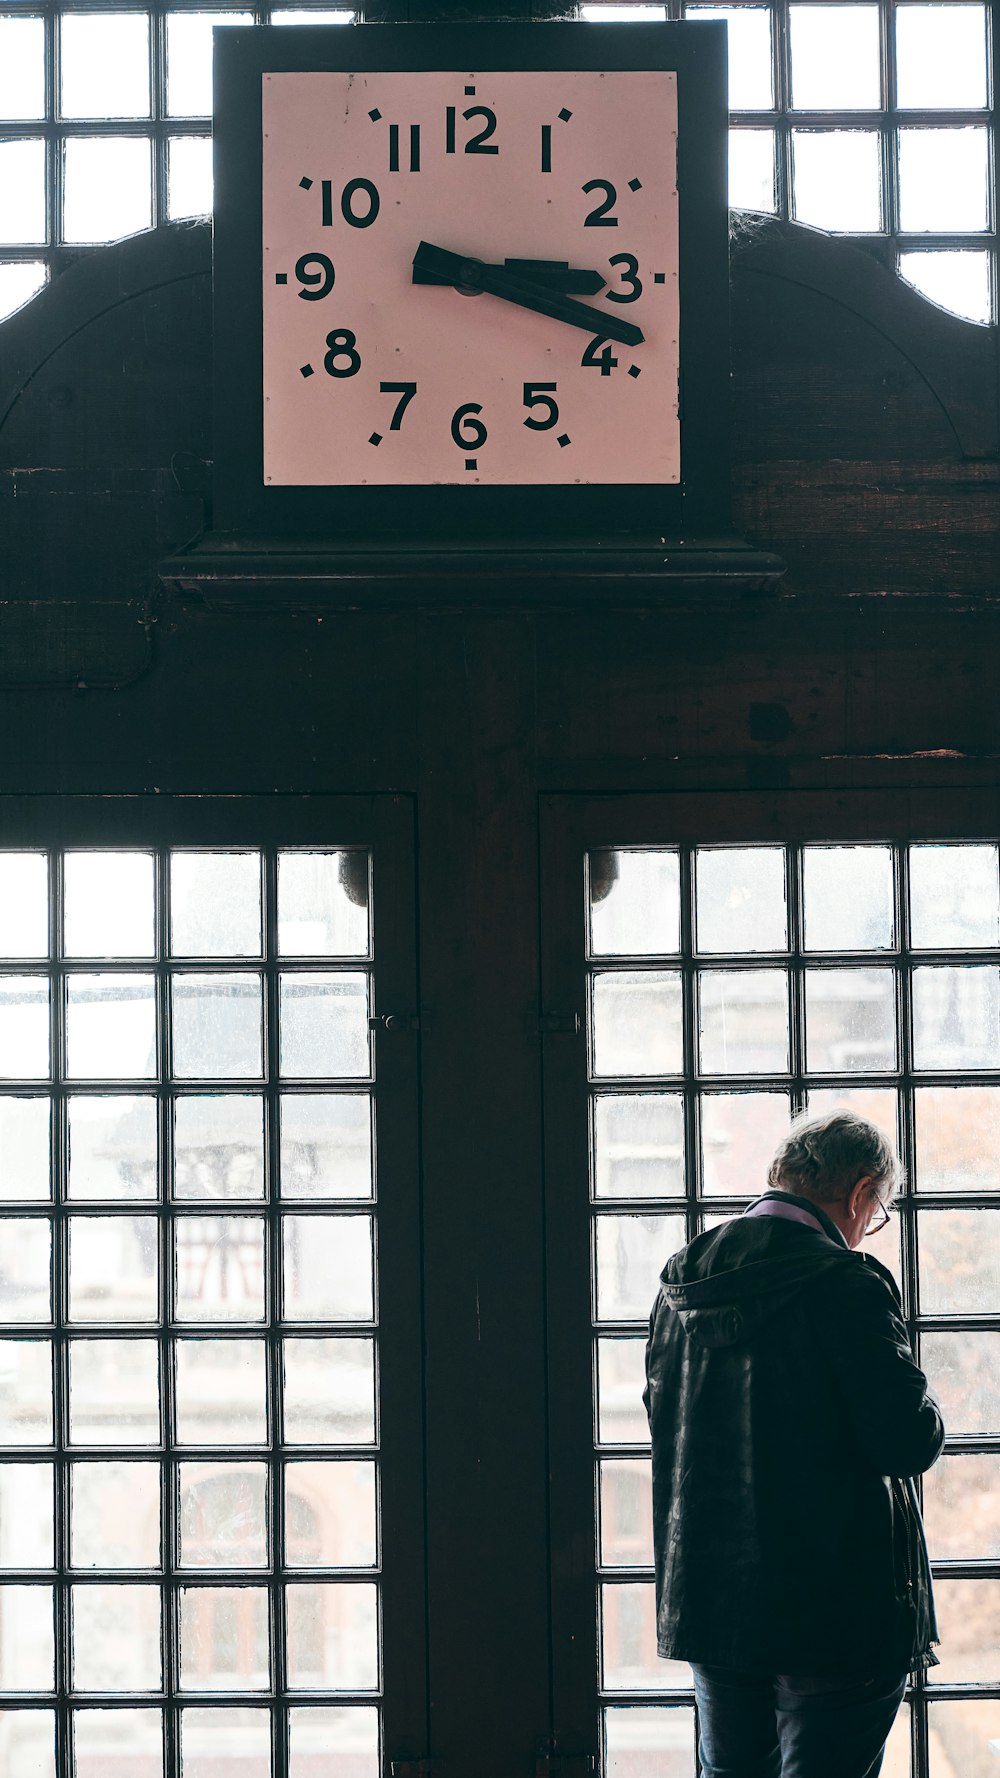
left=643, top=1110, right=944, bottom=1778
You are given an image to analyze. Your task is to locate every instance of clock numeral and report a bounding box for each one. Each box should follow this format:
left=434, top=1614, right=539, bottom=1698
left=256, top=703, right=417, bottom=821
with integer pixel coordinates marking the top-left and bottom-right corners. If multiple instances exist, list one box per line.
left=522, top=382, right=559, bottom=432
left=380, top=381, right=418, bottom=429
left=450, top=401, right=488, bottom=452
left=324, top=328, right=362, bottom=377
left=321, top=178, right=381, bottom=229
left=294, top=252, right=336, bottom=301
left=445, top=104, right=499, bottom=156
left=388, top=123, right=421, bottom=173
left=606, top=253, right=642, bottom=305
left=582, top=179, right=619, bottom=228
left=581, top=336, right=619, bottom=377
left=540, top=124, right=552, bottom=174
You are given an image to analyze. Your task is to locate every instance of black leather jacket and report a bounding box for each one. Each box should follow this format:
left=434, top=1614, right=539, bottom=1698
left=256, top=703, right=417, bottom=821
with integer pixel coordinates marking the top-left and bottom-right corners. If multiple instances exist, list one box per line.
left=643, top=1192, right=945, bottom=1675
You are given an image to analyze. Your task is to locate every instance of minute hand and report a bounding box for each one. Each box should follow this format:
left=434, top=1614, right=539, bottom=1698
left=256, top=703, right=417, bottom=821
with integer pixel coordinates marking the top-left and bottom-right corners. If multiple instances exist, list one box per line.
left=412, top=241, right=644, bottom=348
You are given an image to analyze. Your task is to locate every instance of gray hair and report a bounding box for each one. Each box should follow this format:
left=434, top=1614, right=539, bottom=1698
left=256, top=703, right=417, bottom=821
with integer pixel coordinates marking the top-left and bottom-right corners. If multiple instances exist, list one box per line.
left=768, top=1110, right=902, bottom=1205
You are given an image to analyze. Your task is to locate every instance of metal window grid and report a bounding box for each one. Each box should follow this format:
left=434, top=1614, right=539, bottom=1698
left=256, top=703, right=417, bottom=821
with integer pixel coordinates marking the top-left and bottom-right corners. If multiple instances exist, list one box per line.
left=585, top=839, right=1000, bottom=1777
left=0, top=840, right=384, bottom=1778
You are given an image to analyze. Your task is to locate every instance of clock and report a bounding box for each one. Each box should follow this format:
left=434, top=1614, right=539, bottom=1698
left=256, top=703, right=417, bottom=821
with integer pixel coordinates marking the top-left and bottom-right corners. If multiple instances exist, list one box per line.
left=211, top=22, right=731, bottom=546
left=261, top=66, right=679, bottom=488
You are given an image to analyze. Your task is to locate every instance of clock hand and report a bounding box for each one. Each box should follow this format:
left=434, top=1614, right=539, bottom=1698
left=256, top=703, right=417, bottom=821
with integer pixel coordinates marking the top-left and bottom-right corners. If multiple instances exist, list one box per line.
left=412, top=241, right=643, bottom=348
left=413, top=256, right=606, bottom=296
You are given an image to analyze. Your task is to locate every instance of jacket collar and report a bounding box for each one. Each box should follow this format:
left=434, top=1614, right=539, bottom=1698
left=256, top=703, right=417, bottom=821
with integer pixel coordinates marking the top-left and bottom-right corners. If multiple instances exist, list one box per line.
left=746, top=1189, right=849, bottom=1250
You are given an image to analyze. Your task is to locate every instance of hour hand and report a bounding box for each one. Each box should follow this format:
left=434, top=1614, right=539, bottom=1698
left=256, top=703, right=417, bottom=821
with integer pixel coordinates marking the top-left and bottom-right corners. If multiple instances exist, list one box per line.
left=413, top=255, right=606, bottom=296
left=412, top=241, right=643, bottom=348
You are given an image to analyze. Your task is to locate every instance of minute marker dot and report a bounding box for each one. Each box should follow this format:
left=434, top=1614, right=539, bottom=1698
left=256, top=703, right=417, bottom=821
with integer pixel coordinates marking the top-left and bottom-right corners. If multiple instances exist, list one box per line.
left=299, top=363, right=315, bottom=379
left=298, top=176, right=313, bottom=190
left=628, top=177, right=643, bottom=193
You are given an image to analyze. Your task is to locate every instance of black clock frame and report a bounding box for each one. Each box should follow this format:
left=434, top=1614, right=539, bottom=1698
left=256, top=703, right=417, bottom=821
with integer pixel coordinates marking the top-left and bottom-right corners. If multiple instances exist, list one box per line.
left=212, top=20, right=731, bottom=547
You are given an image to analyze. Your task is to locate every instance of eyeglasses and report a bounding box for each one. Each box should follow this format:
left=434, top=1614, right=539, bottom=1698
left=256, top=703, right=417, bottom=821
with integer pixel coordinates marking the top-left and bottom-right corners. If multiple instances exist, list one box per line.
left=864, top=1190, right=892, bottom=1238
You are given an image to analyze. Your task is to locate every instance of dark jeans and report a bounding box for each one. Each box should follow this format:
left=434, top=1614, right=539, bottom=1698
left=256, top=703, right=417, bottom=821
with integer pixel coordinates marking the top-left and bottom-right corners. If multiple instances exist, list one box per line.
left=691, top=1662, right=908, bottom=1778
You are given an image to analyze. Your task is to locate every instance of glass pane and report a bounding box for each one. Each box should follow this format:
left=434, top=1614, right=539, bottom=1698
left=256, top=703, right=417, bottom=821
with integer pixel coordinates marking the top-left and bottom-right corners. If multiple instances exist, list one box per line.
left=288, top=1707, right=379, bottom=1778
left=74, top=1709, right=163, bottom=1778
left=67, top=1096, right=158, bottom=1201
left=0, top=20, right=45, bottom=121
left=882, top=1705, right=911, bottom=1778
left=0, top=1586, right=53, bottom=1689
left=695, top=847, right=786, bottom=953
left=592, top=972, right=683, bottom=1078
left=278, top=973, right=369, bottom=1079
left=0, top=1710, right=55, bottom=1778
left=271, top=7, right=355, bottom=19
left=279, top=1095, right=372, bottom=1201
left=0, top=1220, right=50, bottom=1323
left=0, top=979, right=49, bottom=1081
left=69, top=1340, right=159, bottom=1446
left=0, top=141, right=46, bottom=247
left=174, top=1095, right=265, bottom=1201
left=63, top=137, right=153, bottom=245
left=180, top=1585, right=269, bottom=1690
left=912, top=966, right=1000, bottom=1070
left=174, top=1339, right=267, bottom=1446
left=599, top=1458, right=652, bottom=1566
left=285, top=1461, right=377, bottom=1566
left=282, top=1338, right=376, bottom=1445
left=179, top=1463, right=267, bottom=1568
left=594, top=1094, right=684, bottom=1200
left=728, top=127, right=775, bottom=211
left=927, top=1700, right=1000, bottom=1778
left=804, top=967, right=897, bottom=1073
left=898, top=128, right=990, bottom=233
left=932, top=1578, right=1000, bottom=1684
left=910, top=844, right=1000, bottom=947
left=595, top=1213, right=685, bottom=1322
left=899, top=250, right=993, bottom=325
left=792, top=130, right=881, bottom=231
left=72, top=1585, right=161, bottom=1691
left=64, top=853, right=154, bottom=958
left=0, top=263, right=47, bottom=324
left=173, top=975, right=263, bottom=1081
left=806, top=1085, right=897, bottom=1141
left=686, top=6, right=772, bottom=107
left=0, top=1102, right=51, bottom=1205
left=602, top=1582, right=689, bottom=1691
left=802, top=846, right=894, bottom=952
left=170, top=853, right=262, bottom=958
left=923, top=1452, right=1000, bottom=1559
left=915, top=1086, right=1000, bottom=1190
left=168, top=136, right=214, bottom=220
left=698, top=970, right=789, bottom=1075
left=282, top=1215, right=374, bottom=1322
left=0, top=1463, right=53, bottom=1567
left=71, top=1462, right=160, bottom=1568
left=59, top=14, right=150, bottom=120
left=0, top=1340, right=52, bottom=1445
left=278, top=853, right=370, bottom=958
left=65, top=975, right=156, bottom=1081
left=896, top=4, right=988, bottom=109
left=605, top=1705, right=696, bottom=1776
left=596, top=1337, right=649, bottom=1446
left=166, top=14, right=255, bottom=120
left=789, top=4, right=880, bottom=109
left=0, top=856, right=48, bottom=958
left=286, top=1581, right=378, bottom=1689
left=700, top=1092, right=791, bottom=1196
left=864, top=1210, right=903, bottom=1290
left=921, top=1330, right=1000, bottom=1437
left=919, top=1209, right=1000, bottom=1314
left=588, top=850, right=680, bottom=957
left=69, top=1216, right=158, bottom=1322
left=175, top=1216, right=265, bottom=1323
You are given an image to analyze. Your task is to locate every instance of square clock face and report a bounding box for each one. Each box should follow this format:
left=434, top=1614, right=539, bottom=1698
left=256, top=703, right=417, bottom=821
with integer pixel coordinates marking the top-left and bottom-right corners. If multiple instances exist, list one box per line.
left=261, top=68, right=679, bottom=488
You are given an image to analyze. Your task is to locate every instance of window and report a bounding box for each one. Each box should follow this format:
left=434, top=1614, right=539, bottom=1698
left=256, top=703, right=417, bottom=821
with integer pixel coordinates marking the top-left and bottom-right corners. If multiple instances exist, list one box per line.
left=542, top=800, right=1000, bottom=1777
left=0, top=800, right=425, bottom=1778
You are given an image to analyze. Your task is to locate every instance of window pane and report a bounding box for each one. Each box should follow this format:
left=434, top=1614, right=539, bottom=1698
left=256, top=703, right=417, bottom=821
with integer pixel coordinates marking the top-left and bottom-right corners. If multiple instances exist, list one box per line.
left=0, top=263, right=47, bottom=323
left=174, top=1338, right=267, bottom=1446
left=0, top=1340, right=52, bottom=1445
left=599, top=1457, right=653, bottom=1565
left=919, top=1208, right=1000, bottom=1314
left=175, top=1216, right=265, bottom=1322
left=931, top=1578, right=1000, bottom=1684
left=281, top=1337, right=376, bottom=1446
left=0, top=141, right=46, bottom=247
left=170, top=853, right=261, bottom=958
left=596, top=1337, right=649, bottom=1446
left=278, top=852, right=370, bottom=958
left=172, top=975, right=263, bottom=1080
left=789, top=4, right=880, bottom=109
left=166, top=14, right=255, bottom=120
left=898, top=128, right=990, bottom=233
left=63, top=137, right=153, bottom=245
left=71, top=1461, right=160, bottom=1568
left=64, top=853, right=154, bottom=958
left=804, top=967, right=897, bottom=1073
left=912, top=966, right=1000, bottom=1070
left=921, top=1330, right=1000, bottom=1437
left=604, top=1705, right=697, bottom=1776
left=179, top=1463, right=268, bottom=1568
left=180, top=1586, right=269, bottom=1690
left=0, top=1710, right=55, bottom=1778
left=698, top=970, right=789, bottom=1074
left=594, top=1093, right=684, bottom=1200
left=285, top=1581, right=378, bottom=1690
left=802, top=845, right=894, bottom=952
left=279, top=1094, right=372, bottom=1201
left=288, top=1707, right=379, bottom=1778
left=0, top=19, right=45, bottom=121
left=66, top=975, right=156, bottom=1080
left=69, top=1215, right=158, bottom=1322
left=686, top=6, right=772, bottom=108
left=695, top=847, right=787, bottom=953
left=278, top=973, right=370, bottom=1079
left=67, top=1096, right=158, bottom=1201
left=285, top=1460, right=377, bottom=1567
left=792, top=130, right=881, bottom=231
left=896, top=4, right=988, bottom=109
left=923, top=1452, right=1000, bottom=1560
left=69, top=1339, right=159, bottom=1445
left=167, top=136, right=214, bottom=221
left=59, top=14, right=150, bottom=121
left=74, top=1710, right=163, bottom=1778
left=910, top=844, right=1000, bottom=948
left=0, top=978, right=50, bottom=1081
left=728, top=127, right=776, bottom=211
left=592, top=972, right=683, bottom=1079
left=927, top=1700, right=1000, bottom=1778
left=0, top=1585, right=54, bottom=1689
left=271, top=8, right=355, bottom=20
left=700, top=1092, right=791, bottom=1195
left=174, top=1095, right=265, bottom=1201
left=594, top=1213, right=685, bottom=1321
left=589, top=850, right=680, bottom=958
left=0, top=1098, right=50, bottom=1202
left=0, top=856, right=48, bottom=959
left=0, top=1220, right=51, bottom=1323
left=915, top=1086, right=1000, bottom=1190
left=602, top=1581, right=689, bottom=1691
left=899, top=250, right=993, bottom=326
left=282, top=1214, right=374, bottom=1322
left=806, top=1086, right=897, bottom=1143
left=0, top=1463, right=53, bottom=1567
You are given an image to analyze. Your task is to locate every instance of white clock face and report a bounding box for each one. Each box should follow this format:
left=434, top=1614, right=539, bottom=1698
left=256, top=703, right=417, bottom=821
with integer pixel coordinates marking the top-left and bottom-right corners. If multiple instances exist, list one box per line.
left=261, top=68, right=679, bottom=487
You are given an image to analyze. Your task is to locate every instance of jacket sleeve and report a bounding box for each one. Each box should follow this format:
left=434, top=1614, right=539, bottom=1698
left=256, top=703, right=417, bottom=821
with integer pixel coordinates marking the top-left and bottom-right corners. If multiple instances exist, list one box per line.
left=811, top=1259, right=945, bottom=1478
